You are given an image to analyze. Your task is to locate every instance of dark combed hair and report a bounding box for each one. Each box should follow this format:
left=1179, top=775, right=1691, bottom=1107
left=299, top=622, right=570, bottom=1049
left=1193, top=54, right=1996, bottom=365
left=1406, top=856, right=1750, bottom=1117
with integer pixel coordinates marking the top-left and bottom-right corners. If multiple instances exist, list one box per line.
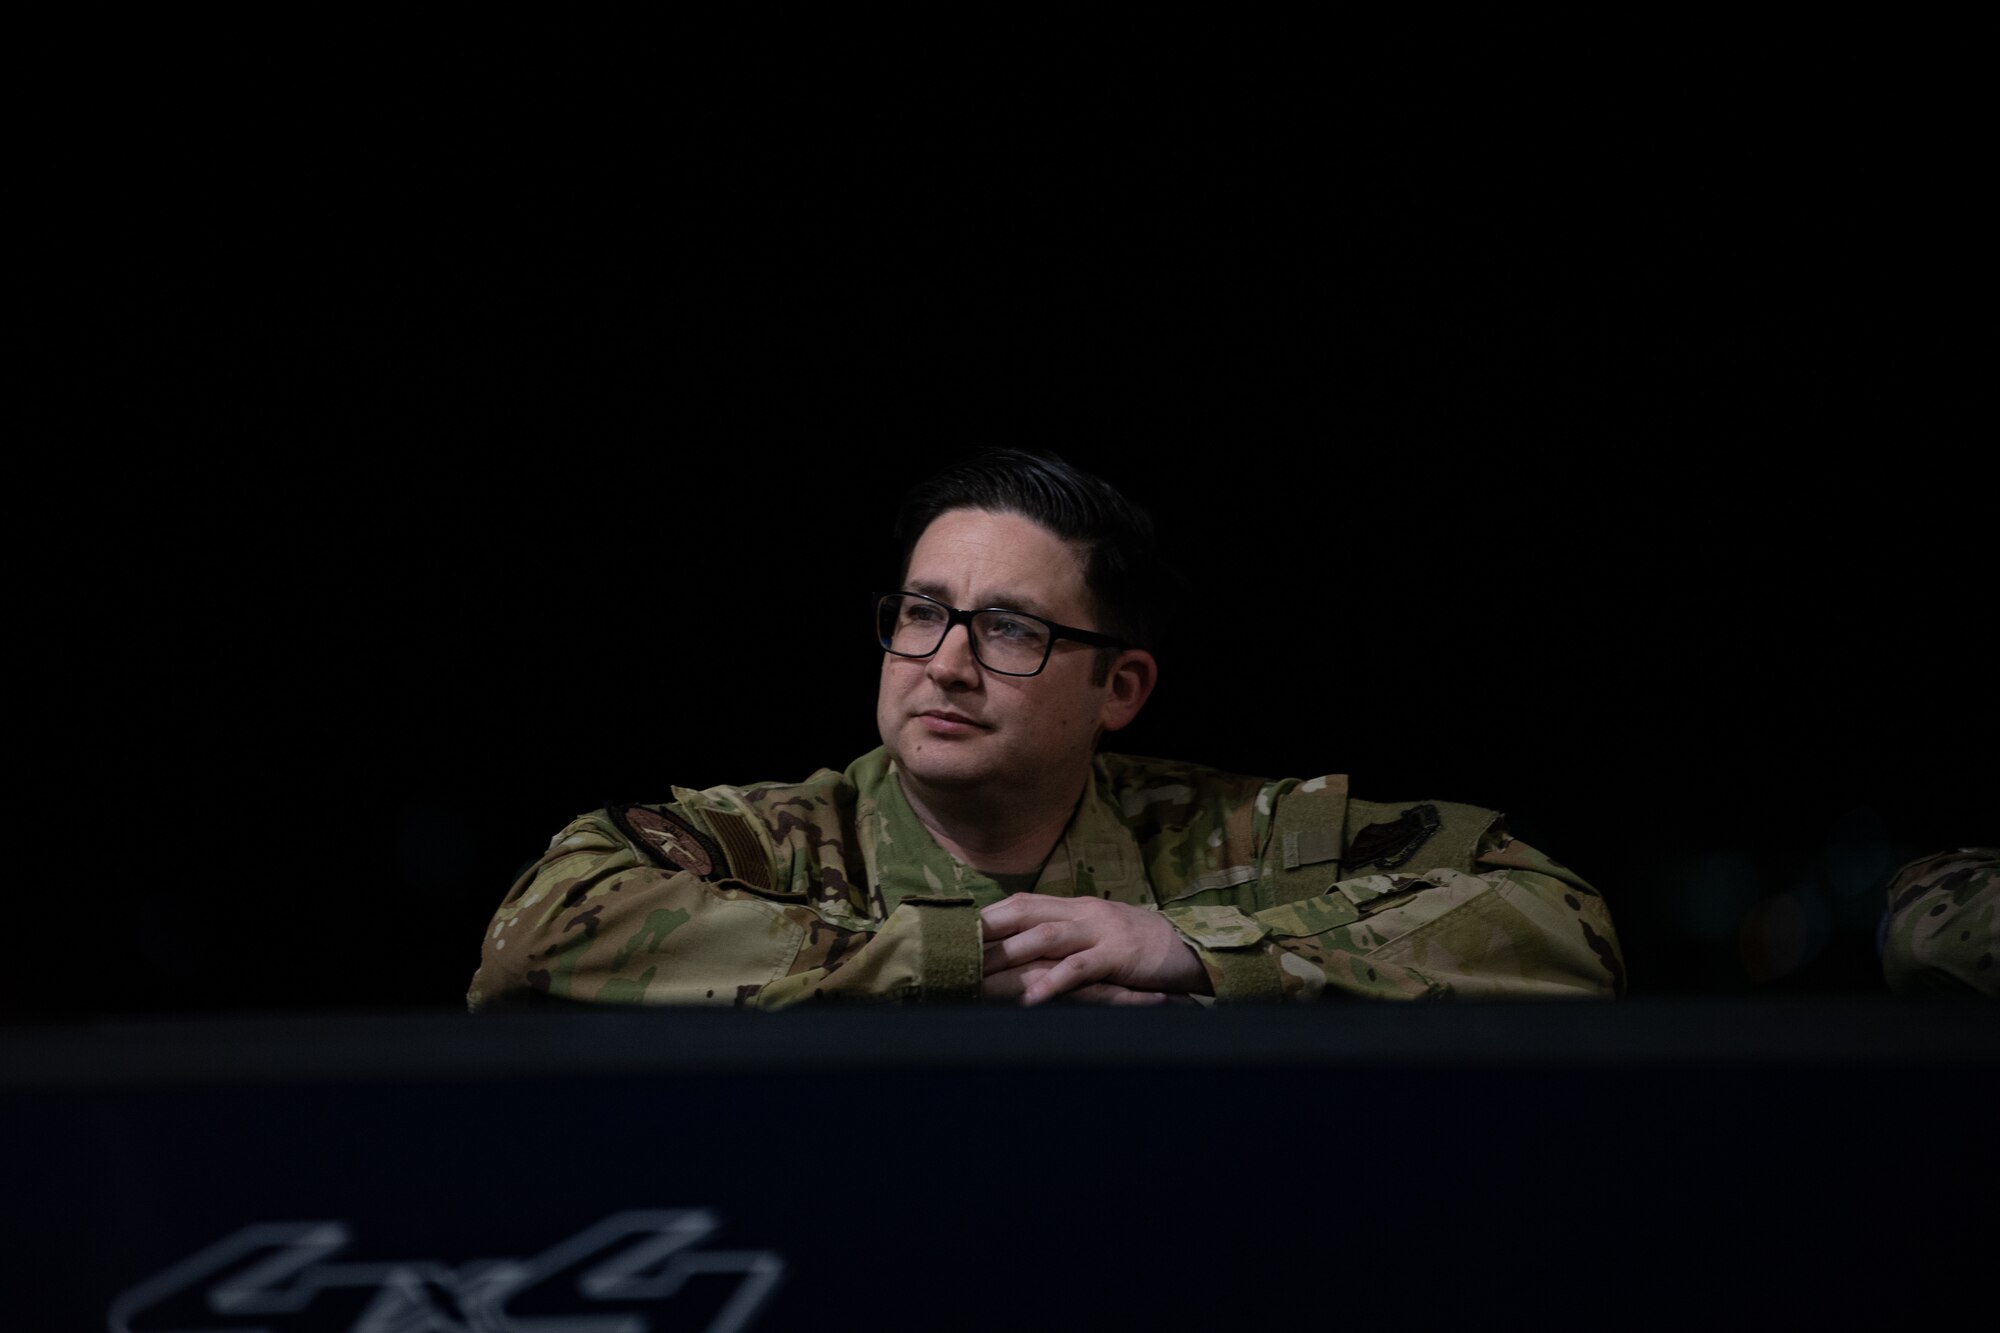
left=894, top=449, right=1169, bottom=656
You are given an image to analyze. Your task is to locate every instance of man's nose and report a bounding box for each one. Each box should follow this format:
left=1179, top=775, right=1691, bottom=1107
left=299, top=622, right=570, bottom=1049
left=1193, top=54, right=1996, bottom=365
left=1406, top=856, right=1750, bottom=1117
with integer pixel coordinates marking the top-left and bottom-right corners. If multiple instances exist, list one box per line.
left=926, top=622, right=983, bottom=686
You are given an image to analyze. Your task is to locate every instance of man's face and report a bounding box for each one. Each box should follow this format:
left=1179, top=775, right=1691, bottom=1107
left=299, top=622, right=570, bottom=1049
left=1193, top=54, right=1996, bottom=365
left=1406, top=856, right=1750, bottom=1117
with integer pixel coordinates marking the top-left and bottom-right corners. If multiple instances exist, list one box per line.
left=877, top=508, right=1132, bottom=800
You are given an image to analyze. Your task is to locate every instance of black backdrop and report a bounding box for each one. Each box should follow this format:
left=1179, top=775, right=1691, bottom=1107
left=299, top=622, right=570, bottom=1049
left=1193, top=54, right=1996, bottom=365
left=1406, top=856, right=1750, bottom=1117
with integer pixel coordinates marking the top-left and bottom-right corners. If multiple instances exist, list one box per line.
left=21, top=14, right=1993, bottom=1020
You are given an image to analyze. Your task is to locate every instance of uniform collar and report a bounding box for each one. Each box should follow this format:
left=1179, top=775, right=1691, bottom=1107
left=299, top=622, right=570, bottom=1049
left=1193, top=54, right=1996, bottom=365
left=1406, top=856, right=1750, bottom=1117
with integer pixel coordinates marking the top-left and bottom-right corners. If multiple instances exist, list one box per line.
left=846, top=748, right=1152, bottom=911
left=1036, top=756, right=1153, bottom=905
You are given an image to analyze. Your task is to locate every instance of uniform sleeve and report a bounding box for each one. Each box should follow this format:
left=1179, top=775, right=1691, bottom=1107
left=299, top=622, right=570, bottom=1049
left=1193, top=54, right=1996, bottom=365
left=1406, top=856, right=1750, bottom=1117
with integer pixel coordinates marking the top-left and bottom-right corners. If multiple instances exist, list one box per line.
left=1880, top=848, right=1998, bottom=998
left=466, top=812, right=983, bottom=1011
left=1163, top=823, right=1625, bottom=1001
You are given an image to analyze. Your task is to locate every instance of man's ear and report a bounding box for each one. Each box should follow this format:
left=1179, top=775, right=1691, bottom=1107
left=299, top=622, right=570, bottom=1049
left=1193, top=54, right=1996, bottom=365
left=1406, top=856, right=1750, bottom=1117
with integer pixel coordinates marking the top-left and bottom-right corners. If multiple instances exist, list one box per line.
left=1098, top=649, right=1158, bottom=734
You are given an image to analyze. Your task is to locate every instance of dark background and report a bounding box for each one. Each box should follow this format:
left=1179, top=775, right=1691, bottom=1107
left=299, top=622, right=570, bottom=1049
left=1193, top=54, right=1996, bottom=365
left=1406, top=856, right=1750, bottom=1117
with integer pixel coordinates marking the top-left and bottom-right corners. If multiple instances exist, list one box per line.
left=20, top=14, right=1992, bottom=1020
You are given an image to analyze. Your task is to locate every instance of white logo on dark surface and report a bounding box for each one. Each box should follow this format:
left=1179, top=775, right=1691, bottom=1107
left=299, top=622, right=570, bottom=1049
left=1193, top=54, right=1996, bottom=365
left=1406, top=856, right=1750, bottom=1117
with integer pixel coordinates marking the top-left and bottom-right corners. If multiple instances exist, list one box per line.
left=107, top=1208, right=785, bottom=1333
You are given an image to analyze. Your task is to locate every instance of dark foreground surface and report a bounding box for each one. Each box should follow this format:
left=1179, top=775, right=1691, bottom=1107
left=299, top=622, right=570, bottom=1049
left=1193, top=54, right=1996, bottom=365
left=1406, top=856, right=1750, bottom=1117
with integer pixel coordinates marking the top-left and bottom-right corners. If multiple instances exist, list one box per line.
left=7, top=1001, right=1996, bottom=1332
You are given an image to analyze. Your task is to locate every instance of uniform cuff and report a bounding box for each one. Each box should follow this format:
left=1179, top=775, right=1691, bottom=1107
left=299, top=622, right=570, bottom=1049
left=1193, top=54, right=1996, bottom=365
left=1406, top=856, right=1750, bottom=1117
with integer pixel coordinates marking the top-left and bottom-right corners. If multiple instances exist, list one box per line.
left=1164, top=906, right=1285, bottom=1002
left=1193, top=941, right=1286, bottom=1001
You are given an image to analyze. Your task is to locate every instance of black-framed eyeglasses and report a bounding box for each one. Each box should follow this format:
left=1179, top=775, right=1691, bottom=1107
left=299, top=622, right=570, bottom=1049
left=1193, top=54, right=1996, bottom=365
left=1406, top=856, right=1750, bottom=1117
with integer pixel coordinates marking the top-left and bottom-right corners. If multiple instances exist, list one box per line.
left=875, top=591, right=1126, bottom=678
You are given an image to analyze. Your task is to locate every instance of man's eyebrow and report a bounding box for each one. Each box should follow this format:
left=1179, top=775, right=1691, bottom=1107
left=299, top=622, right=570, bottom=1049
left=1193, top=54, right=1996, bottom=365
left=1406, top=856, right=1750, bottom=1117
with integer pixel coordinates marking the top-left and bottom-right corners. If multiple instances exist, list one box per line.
left=901, top=579, right=1058, bottom=620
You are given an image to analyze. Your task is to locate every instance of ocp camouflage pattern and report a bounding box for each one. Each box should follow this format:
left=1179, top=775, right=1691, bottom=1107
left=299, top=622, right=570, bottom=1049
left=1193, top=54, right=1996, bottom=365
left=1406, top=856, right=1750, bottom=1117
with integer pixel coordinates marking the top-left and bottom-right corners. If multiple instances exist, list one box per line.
left=1881, top=847, right=1998, bottom=998
left=468, top=748, right=1625, bottom=1009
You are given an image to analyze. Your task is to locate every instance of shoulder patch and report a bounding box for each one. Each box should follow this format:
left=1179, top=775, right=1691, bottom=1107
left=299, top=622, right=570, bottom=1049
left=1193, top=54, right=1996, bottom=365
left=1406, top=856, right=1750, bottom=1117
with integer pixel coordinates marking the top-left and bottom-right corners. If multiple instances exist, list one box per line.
left=611, top=804, right=725, bottom=879
left=1346, top=803, right=1441, bottom=873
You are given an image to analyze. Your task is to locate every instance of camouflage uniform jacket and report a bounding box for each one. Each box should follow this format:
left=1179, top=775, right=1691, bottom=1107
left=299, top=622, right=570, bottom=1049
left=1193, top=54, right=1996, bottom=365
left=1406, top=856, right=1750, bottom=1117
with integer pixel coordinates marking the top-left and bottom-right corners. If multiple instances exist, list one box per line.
left=1880, top=847, right=1998, bottom=998
left=468, top=748, right=1625, bottom=1009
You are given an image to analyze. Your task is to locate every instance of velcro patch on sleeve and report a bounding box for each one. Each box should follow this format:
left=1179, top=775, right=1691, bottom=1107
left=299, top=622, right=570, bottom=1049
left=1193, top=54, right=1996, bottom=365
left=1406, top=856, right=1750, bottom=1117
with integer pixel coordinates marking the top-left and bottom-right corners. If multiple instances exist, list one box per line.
left=1266, top=775, right=1350, bottom=907
left=612, top=805, right=726, bottom=879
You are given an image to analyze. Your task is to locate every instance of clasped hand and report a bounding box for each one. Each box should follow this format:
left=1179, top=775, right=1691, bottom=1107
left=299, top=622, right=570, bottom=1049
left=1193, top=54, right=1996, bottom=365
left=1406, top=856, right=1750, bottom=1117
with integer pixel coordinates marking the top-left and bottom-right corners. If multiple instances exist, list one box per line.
left=980, top=893, right=1211, bottom=1006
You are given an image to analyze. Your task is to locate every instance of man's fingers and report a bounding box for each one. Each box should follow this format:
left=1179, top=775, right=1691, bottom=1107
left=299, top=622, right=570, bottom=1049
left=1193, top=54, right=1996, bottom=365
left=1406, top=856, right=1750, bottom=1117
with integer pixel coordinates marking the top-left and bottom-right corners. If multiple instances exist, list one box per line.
left=980, top=892, right=1097, bottom=941
left=1019, top=949, right=1112, bottom=1006
left=980, top=894, right=1207, bottom=997
left=982, top=960, right=1041, bottom=1002
left=985, top=958, right=1102, bottom=1004
left=981, top=919, right=1085, bottom=975
left=1077, top=984, right=1169, bottom=1006
left=983, top=961, right=1163, bottom=1006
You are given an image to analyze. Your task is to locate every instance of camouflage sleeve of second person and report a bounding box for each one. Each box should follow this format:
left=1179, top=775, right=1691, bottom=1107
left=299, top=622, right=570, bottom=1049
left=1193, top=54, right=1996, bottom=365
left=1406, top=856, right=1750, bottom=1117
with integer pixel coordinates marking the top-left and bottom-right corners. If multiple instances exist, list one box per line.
left=466, top=802, right=983, bottom=1011
left=1880, top=847, right=1998, bottom=998
left=1161, top=787, right=1626, bottom=1001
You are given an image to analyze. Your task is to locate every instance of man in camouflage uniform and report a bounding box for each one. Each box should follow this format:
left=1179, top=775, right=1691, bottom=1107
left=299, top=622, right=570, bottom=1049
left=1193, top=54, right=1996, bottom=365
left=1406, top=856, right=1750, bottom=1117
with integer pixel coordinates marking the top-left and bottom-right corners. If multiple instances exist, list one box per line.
left=469, top=452, right=1625, bottom=1009
left=1881, top=848, right=1998, bottom=997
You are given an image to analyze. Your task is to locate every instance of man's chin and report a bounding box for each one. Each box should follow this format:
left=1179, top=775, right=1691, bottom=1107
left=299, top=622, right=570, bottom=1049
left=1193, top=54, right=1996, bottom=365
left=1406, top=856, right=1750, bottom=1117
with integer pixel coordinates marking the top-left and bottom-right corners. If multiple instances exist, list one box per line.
left=886, top=739, right=997, bottom=791
left=896, top=756, right=991, bottom=790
